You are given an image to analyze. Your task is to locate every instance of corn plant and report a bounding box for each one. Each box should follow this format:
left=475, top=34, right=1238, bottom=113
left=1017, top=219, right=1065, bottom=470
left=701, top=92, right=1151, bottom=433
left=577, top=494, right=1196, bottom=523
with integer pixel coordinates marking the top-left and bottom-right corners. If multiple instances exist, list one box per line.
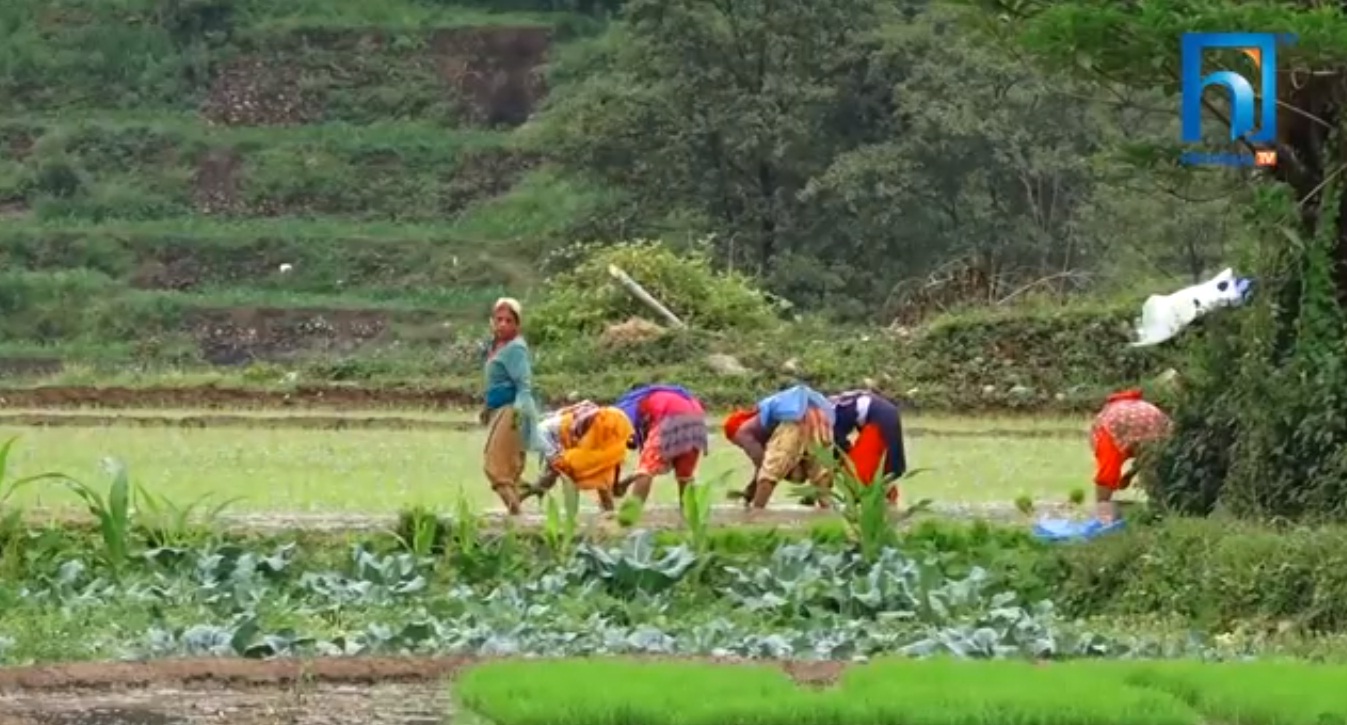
left=541, top=479, right=581, bottom=560
left=791, top=445, right=932, bottom=563
left=135, top=481, right=241, bottom=549
left=680, top=474, right=723, bottom=554
left=49, top=458, right=134, bottom=576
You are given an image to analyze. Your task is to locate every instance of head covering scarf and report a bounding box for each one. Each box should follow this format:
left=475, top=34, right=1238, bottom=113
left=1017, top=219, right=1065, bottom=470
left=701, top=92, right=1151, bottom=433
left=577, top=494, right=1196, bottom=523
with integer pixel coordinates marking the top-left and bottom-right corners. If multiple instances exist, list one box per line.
left=613, top=384, right=698, bottom=439
left=723, top=408, right=757, bottom=441
left=494, top=297, right=522, bottom=321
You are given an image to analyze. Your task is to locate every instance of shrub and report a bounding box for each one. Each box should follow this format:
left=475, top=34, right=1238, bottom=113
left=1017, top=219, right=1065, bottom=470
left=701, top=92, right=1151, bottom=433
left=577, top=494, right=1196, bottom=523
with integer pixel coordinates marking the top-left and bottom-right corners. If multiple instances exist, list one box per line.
left=529, top=239, right=779, bottom=343
left=1143, top=186, right=1347, bottom=522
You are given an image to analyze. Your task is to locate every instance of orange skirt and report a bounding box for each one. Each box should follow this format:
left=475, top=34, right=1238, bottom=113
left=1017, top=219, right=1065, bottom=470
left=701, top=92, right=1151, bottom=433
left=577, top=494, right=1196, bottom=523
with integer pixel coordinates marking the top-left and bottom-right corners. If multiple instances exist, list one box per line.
left=845, top=422, right=899, bottom=503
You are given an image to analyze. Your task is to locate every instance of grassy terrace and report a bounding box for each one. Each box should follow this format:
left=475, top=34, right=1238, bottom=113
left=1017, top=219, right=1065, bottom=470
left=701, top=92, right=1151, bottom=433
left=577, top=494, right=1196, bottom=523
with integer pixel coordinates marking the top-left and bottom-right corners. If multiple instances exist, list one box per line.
left=0, top=0, right=616, bottom=372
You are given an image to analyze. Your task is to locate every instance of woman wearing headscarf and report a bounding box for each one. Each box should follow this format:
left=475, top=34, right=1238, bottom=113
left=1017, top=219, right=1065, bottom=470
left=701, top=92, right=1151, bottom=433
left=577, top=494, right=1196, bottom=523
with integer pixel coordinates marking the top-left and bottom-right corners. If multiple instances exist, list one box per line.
left=481, top=297, right=542, bottom=515
left=830, top=389, right=907, bottom=505
left=611, top=384, right=709, bottom=506
left=723, top=384, right=836, bottom=511
left=1090, top=388, right=1172, bottom=523
left=524, top=400, right=634, bottom=513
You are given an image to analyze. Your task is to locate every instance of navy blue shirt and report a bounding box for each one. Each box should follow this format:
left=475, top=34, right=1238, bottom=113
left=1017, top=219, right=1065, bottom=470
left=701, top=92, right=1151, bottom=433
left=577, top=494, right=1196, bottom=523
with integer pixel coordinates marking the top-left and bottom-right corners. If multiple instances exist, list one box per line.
left=830, top=391, right=907, bottom=479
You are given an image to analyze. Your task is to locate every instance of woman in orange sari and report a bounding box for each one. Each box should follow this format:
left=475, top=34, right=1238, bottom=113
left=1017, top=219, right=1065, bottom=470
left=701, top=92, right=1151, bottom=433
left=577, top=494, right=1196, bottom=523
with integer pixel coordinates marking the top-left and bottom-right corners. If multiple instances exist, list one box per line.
left=526, top=400, right=634, bottom=513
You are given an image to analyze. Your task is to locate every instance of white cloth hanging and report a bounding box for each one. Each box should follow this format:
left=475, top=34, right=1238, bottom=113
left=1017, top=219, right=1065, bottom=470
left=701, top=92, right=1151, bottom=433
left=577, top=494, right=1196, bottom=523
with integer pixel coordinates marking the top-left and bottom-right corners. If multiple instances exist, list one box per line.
left=1131, top=268, right=1253, bottom=347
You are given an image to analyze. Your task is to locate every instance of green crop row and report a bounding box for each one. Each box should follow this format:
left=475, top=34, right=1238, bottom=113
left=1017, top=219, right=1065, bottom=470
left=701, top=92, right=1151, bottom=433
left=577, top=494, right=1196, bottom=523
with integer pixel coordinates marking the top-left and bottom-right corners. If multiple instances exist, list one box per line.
left=456, top=657, right=1347, bottom=725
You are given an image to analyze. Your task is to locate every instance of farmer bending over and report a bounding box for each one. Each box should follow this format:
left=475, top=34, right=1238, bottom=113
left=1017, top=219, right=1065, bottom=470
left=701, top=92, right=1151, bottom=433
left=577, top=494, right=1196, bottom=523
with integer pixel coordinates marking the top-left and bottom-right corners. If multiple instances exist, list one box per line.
left=1091, top=388, right=1172, bottom=523
left=723, top=384, right=836, bottom=513
left=830, top=389, right=907, bottom=506
left=524, top=399, right=634, bottom=514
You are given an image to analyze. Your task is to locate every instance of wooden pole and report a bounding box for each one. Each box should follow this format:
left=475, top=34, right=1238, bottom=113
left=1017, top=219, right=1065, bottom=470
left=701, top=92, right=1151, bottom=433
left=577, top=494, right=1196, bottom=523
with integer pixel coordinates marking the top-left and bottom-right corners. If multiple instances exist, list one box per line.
left=607, top=264, right=687, bottom=329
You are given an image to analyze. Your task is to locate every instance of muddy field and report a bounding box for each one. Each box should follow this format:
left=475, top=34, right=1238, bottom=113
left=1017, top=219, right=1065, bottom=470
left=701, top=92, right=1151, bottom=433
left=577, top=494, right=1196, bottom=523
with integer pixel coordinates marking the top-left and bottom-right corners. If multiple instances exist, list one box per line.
left=0, top=657, right=846, bottom=725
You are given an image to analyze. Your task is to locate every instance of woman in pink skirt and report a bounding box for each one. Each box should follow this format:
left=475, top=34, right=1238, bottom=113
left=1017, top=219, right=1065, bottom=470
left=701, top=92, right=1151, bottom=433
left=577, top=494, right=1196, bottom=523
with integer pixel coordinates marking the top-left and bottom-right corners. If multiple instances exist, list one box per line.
left=612, top=384, right=709, bottom=506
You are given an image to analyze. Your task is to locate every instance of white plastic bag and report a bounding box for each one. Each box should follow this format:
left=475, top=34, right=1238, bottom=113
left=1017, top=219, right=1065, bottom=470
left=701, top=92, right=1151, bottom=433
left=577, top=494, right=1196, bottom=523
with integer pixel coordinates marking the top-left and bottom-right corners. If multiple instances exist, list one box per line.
left=1131, top=268, right=1252, bottom=347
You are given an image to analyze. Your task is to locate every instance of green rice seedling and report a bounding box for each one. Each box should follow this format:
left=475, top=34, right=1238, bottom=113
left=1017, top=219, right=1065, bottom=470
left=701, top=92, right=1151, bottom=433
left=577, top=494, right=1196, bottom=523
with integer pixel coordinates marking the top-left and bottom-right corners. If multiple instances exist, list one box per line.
left=455, top=657, right=1213, bottom=725
left=1127, top=659, right=1347, bottom=725
left=837, top=657, right=1198, bottom=725
left=455, top=659, right=815, bottom=725
left=616, top=495, right=644, bottom=529
left=1015, top=494, right=1036, bottom=515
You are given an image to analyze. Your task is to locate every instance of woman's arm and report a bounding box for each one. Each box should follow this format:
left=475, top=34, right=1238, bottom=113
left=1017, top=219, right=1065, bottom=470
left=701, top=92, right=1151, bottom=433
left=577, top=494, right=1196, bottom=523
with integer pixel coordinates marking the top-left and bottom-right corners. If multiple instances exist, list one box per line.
left=501, top=343, right=542, bottom=447
left=732, top=417, right=767, bottom=468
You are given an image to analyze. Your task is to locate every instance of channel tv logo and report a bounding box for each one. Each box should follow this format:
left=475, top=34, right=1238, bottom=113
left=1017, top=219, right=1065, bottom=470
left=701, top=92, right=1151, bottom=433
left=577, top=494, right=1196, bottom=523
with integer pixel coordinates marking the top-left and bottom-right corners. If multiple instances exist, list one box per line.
left=1180, top=32, right=1295, bottom=167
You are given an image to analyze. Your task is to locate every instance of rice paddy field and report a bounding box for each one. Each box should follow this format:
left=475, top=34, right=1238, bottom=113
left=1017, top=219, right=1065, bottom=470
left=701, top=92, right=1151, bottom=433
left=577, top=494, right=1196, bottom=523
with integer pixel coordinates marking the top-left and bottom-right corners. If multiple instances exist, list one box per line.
left=0, top=406, right=1100, bottom=518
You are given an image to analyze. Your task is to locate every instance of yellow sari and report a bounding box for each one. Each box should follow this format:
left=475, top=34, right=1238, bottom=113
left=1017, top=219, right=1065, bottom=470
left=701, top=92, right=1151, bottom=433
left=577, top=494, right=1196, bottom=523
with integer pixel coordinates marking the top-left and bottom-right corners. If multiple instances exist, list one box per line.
left=555, top=406, right=634, bottom=491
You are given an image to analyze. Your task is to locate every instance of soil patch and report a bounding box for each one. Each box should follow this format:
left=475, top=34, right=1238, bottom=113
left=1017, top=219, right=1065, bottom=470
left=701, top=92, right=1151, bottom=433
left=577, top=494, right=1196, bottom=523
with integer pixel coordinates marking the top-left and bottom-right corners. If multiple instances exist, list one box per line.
left=185, top=308, right=400, bottom=365
left=441, top=148, right=541, bottom=213
left=0, top=655, right=853, bottom=693
left=190, top=148, right=245, bottom=216
left=0, top=358, right=64, bottom=378
left=22, top=501, right=1072, bottom=535
left=0, top=657, right=856, bottom=724
left=0, top=385, right=480, bottom=411
left=0, top=411, right=1081, bottom=439
left=430, top=26, right=551, bottom=126
left=0, top=682, right=451, bottom=725
left=201, top=27, right=552, bottom=128
left=201, top=55, right=319, bottom=126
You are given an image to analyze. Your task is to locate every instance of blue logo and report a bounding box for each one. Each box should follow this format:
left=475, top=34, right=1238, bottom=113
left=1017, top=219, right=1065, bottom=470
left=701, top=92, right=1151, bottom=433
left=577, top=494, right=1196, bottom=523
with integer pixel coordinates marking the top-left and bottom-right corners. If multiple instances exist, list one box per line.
left=1180, top=32, right=1293, bottom=147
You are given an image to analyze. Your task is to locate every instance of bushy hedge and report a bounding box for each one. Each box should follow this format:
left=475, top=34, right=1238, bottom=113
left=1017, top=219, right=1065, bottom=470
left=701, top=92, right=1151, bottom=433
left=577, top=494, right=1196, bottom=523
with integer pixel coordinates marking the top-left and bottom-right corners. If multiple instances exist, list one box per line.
left=529, top=239, right=781, bottom=343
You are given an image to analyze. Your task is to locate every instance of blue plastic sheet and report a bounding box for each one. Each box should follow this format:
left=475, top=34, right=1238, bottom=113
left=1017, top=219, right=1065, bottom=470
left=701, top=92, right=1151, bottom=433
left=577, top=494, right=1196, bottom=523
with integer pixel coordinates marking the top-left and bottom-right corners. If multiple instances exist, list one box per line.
left=1032, top=517, right=1125, bottom=542
left=1235, top=277, right=1255, bottom=304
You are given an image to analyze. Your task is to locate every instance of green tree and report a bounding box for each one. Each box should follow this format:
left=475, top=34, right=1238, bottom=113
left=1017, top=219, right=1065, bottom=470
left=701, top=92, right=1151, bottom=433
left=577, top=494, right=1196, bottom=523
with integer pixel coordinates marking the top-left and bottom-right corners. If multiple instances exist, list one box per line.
left=798, top=4, right=1102, bottom=318
left=531, top=0, right=890, bottom=273
left=976, top=0, right=1347, bottom=519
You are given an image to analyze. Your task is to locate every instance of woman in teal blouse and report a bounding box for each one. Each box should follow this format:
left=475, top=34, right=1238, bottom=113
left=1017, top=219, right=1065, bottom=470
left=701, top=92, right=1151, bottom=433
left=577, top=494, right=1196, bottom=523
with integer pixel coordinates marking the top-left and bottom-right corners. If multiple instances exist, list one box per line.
left=481, top=297, right=541, bottom=514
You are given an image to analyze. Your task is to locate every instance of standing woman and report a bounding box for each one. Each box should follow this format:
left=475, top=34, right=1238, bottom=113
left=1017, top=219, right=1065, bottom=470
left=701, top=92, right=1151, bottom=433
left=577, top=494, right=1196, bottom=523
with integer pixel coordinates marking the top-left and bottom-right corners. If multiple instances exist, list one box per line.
left=612, top=384, right=709, bottom=506
left=481, top=297, right=542, bottom=515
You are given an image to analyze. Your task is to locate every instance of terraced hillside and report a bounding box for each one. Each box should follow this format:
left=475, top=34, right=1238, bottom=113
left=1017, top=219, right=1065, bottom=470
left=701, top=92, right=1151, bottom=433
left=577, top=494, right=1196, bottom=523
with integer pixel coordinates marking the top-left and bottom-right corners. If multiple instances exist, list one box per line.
left=0, top=0, right=607, bottom=379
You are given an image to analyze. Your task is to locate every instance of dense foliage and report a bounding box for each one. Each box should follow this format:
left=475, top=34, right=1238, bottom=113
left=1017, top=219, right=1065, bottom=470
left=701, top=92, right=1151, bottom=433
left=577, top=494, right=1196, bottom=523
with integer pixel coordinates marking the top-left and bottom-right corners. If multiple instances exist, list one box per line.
left=967, top=0, right=1347, bottom=521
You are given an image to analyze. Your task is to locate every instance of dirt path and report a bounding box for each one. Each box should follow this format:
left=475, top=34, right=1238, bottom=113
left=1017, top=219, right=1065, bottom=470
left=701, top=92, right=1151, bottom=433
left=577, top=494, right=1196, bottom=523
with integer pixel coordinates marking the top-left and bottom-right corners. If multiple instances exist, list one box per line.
left=0, top=656, right=849, bottom=725
left=20, top=501, right=1067, bottom=534
left=0, top=412, right=1081, bottom=438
